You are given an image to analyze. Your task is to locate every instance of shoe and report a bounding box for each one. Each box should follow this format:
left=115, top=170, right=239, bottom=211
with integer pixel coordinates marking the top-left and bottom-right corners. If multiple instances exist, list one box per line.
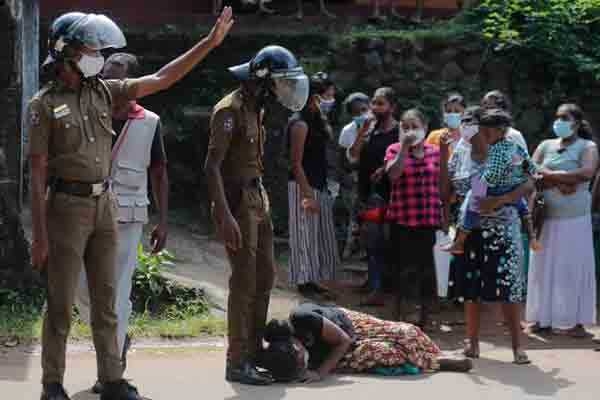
left=41, top=383, right=70, bottom=400
left=100, top=380, right=142, bottom=400
left=92, top=334, right=132, bottom=394
left=226, top=361, right=273, bottom=385
left=91, top=380, right=103, bottom=394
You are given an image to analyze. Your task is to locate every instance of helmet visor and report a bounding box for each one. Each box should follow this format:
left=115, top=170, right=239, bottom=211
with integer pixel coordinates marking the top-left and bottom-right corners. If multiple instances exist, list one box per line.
left=67, top=14, right=126, bottom=51
left=272, top=71, right=309, bottom=112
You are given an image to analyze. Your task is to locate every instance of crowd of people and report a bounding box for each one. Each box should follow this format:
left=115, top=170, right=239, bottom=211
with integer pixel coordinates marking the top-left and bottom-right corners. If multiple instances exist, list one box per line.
left=28, top=6, right=600, bottom=397
left=280, top=71, right=600, bottom=373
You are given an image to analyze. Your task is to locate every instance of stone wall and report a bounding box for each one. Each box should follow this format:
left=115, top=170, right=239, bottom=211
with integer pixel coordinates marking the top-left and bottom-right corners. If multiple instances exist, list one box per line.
left=0, top=0, right=35, bottom=290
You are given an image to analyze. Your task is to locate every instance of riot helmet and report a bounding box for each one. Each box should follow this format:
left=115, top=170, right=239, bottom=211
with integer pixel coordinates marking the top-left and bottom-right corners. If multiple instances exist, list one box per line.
left=44, top=12, right=126, bottom=70
left=229, top=46, right=308, bottom=112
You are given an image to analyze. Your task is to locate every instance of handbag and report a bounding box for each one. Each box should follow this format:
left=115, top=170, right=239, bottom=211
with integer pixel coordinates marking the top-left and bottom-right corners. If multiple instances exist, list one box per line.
left=531, top=178, right=546, bottom=239
left=358, top=192, right=387, bottom=224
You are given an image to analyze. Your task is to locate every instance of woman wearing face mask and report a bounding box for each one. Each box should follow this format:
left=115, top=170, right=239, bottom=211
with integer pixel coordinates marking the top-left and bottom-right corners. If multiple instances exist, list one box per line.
left=312, top=72, right=337, bottom=126
left=526, top=104, right=599, bottom=337
left=385, top=109, right=441, bottom=328
left=447, top=108, right=535, bottom=365
left=338, top=92, right=371, bottom=260
left=427, top=93, right=467, bottom=164
left=258, top=303, right=472, bottom=383
left=348, top=87, right=399, bottom=305
left=288, top=77, right=339, bottom=298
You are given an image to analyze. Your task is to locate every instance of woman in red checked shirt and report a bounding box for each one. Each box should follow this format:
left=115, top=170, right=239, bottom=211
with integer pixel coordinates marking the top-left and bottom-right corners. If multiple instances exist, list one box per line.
left=385, top=108, right=441, bottom=329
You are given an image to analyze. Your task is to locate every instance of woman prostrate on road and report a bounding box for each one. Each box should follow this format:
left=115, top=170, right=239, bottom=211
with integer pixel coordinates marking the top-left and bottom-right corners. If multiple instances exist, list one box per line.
left=258, top=303, right=472, bottom=383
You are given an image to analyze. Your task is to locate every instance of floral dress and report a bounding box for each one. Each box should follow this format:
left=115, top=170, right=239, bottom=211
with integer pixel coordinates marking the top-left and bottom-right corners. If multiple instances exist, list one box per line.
left=447, top=140, right=526, bottom=303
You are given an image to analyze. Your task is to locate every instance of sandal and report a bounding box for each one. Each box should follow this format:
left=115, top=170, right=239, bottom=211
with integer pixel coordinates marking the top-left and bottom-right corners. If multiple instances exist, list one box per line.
left=567, top=325, right=589, bottom=339
left=513, top=349, right=531, bottom=365
left=463, top=339, right=480, bottom=359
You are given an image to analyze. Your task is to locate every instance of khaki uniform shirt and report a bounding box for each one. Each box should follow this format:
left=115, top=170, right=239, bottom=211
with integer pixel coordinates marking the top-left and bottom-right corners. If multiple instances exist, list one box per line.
left=207, top=89, right=265, bottom=187
left=28, top=78, right=137, bottom=182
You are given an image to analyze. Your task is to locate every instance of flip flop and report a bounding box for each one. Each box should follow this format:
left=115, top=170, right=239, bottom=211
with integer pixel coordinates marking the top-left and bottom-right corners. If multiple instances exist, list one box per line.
left=463, top=339, right=480, bottom=359
left=513, top=350, right=531, bottom=365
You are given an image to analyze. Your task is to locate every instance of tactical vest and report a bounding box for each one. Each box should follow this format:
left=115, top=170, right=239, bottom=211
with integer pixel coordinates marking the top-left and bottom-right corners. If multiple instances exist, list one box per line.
left=111, top=108, right=159, bottom=223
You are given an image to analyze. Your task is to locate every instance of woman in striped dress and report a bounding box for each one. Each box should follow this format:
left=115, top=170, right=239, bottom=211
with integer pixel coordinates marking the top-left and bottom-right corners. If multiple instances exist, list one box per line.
left=288, top=75, right=339, bottom=297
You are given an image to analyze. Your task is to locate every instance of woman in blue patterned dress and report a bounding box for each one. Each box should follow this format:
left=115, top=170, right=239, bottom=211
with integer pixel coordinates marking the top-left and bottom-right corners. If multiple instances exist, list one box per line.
left=446, top=108, right=534, bottom=365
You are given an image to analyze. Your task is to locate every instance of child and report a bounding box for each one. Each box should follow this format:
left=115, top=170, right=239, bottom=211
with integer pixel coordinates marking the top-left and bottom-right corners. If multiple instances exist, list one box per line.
left=443, top=108, right=540, bottom=254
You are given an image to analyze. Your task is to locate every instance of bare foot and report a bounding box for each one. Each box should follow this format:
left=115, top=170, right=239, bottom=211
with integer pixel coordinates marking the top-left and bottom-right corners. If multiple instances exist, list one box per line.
left=463, top=338, right=480, bottom=358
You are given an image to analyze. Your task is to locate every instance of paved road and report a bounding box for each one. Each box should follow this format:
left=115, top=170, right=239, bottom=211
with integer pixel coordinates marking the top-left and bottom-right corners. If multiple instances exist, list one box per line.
left=2, top=345, right=599, bottom=400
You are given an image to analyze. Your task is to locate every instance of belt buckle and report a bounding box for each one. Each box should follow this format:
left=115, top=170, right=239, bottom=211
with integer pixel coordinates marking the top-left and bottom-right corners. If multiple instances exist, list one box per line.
left=91, top=182, right=104, bottom=197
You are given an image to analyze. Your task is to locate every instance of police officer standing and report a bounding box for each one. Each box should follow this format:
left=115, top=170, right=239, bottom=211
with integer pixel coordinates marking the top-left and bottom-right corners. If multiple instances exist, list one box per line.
left=205, top=46, right=308, bottom=385
left=29, top=9, right=233, bottom=400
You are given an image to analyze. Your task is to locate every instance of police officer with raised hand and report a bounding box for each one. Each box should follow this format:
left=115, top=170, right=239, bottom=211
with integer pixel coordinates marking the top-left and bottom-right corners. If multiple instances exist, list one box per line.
left=29, top=8, right=233, bottom=400
left=205, top=46, right=309, bottom=385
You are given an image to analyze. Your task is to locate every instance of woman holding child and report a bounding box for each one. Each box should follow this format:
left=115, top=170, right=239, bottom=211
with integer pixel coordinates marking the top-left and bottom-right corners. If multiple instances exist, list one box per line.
left=526, top=104, right=598, bottom=337
left=446, top=108, right=534, bottom=365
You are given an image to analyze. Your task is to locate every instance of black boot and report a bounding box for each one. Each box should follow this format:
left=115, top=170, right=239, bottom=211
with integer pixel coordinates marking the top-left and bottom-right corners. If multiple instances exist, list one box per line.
left=226, top=360, right=273, bottom=385
left=91, top=334, right=132, bottom=394
left=100, top=380, right=142, bottom=400
left=41, top=383, right=70, bottom=400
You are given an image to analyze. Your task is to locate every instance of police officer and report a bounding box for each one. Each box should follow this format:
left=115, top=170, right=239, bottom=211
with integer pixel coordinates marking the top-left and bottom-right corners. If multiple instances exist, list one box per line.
left=29, top=9, right=233, bottom=400
left=204, top=46, right=308, bottom=385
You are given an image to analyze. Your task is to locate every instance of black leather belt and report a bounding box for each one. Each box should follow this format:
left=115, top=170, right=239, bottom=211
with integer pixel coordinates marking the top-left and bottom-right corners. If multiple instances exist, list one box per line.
left=53, top=179, right=109, bottom=197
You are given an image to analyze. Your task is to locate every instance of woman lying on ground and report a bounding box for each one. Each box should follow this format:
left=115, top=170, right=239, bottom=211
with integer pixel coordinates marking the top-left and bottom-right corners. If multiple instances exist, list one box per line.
left=258, top=303, right=473, bottom=383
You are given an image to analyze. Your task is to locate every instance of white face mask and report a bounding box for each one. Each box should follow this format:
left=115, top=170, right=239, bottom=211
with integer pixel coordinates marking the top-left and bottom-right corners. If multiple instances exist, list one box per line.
left=410, top=128, right=426, bottom=145
left=77, top=54, right=105, bottom=78
left=460, top=124, right=479, bottom=141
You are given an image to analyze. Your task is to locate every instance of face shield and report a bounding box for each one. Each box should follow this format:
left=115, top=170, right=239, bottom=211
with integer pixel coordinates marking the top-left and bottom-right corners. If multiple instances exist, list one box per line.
left=66, top=14, right=126, bottom=51
left=270, top=68, right=309, bottom=112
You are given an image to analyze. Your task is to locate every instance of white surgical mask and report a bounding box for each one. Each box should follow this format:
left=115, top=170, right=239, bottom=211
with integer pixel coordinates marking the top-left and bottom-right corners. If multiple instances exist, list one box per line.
left=460, top=124, right=479, bottom=141
left=404, top=129, right=426, bottom=145
left=77, top=54, right=105, bottom=78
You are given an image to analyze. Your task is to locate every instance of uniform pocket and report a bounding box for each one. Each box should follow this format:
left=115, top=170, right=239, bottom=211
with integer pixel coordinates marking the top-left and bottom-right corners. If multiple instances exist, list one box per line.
left=51, top=116, right=83, bottom=154
left=113, top=161, right=145, bottom=189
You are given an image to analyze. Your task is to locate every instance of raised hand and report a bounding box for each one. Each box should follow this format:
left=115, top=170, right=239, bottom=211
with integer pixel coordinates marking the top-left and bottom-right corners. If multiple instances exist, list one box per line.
left=208, top=6, right=235, bottom=48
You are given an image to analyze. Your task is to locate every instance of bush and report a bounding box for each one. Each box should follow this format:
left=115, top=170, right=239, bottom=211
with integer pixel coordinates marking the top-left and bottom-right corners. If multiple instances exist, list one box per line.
left=132, top=246, right=209, bottom=317
left=470, top=0, right=600, bottom=78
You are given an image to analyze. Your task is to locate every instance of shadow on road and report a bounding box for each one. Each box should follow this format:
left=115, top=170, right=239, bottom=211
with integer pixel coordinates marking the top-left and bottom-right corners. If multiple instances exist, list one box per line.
left=225, top=376, right=355, bottom=400
left=0, top=344, right=37, bottom=382
left=467, top=358, right=574, bottom=397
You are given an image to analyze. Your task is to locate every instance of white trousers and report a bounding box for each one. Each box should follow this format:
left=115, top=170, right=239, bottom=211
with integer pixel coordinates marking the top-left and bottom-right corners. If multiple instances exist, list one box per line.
left=75, top=222, right=144, bottom=353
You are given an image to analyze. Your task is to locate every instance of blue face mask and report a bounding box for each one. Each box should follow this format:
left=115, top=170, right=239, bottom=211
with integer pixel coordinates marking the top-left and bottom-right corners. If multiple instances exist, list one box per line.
left=444, top=113, right=462, bottom=129
left=553, top=119, right=574, bottom=138
left=353, top=114, right=368, bottom=129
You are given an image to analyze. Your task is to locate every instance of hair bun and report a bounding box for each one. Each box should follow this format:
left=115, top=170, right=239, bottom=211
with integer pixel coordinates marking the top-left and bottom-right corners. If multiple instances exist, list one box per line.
left=264, top=319, right=293, bottom=342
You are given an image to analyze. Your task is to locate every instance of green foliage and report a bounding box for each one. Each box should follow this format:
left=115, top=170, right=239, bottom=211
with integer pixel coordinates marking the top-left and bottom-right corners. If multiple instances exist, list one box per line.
left=471, top=0, right=600, bottom=78
left=132, top=246, right=209, bottom=317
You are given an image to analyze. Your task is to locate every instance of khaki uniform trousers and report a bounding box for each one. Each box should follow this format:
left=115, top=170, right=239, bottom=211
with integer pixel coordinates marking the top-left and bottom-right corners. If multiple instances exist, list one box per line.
left=225, top=185, right=275, bottom=365
left=42, top=191, right=122, bottom=384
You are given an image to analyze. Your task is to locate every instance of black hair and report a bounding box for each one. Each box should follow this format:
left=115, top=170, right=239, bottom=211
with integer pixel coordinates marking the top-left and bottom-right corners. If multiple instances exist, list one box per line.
left=558, top=103, right=594, bottom=140
left=482, top=90, right=512, bottom=112
left=261, top=319, right=302, bottom=382
left=442, top=92, right=466, bottom=111
left=373, top=87, right=397, bottom=106
left=401, top=108, right=428, bottom=129
left=310, top=71, right=334, bottom=96
left=104, top=52, right=140, bottom=78
left=344, top=92, right=370, bottom=115
left=479, top=108, right=512, bottom=128
left=461, top=105, right=481, bottom=124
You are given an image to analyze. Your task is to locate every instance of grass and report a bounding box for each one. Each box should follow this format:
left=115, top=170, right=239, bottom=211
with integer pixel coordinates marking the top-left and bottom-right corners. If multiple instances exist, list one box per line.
left=0, top=308, right=226, bottom=343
